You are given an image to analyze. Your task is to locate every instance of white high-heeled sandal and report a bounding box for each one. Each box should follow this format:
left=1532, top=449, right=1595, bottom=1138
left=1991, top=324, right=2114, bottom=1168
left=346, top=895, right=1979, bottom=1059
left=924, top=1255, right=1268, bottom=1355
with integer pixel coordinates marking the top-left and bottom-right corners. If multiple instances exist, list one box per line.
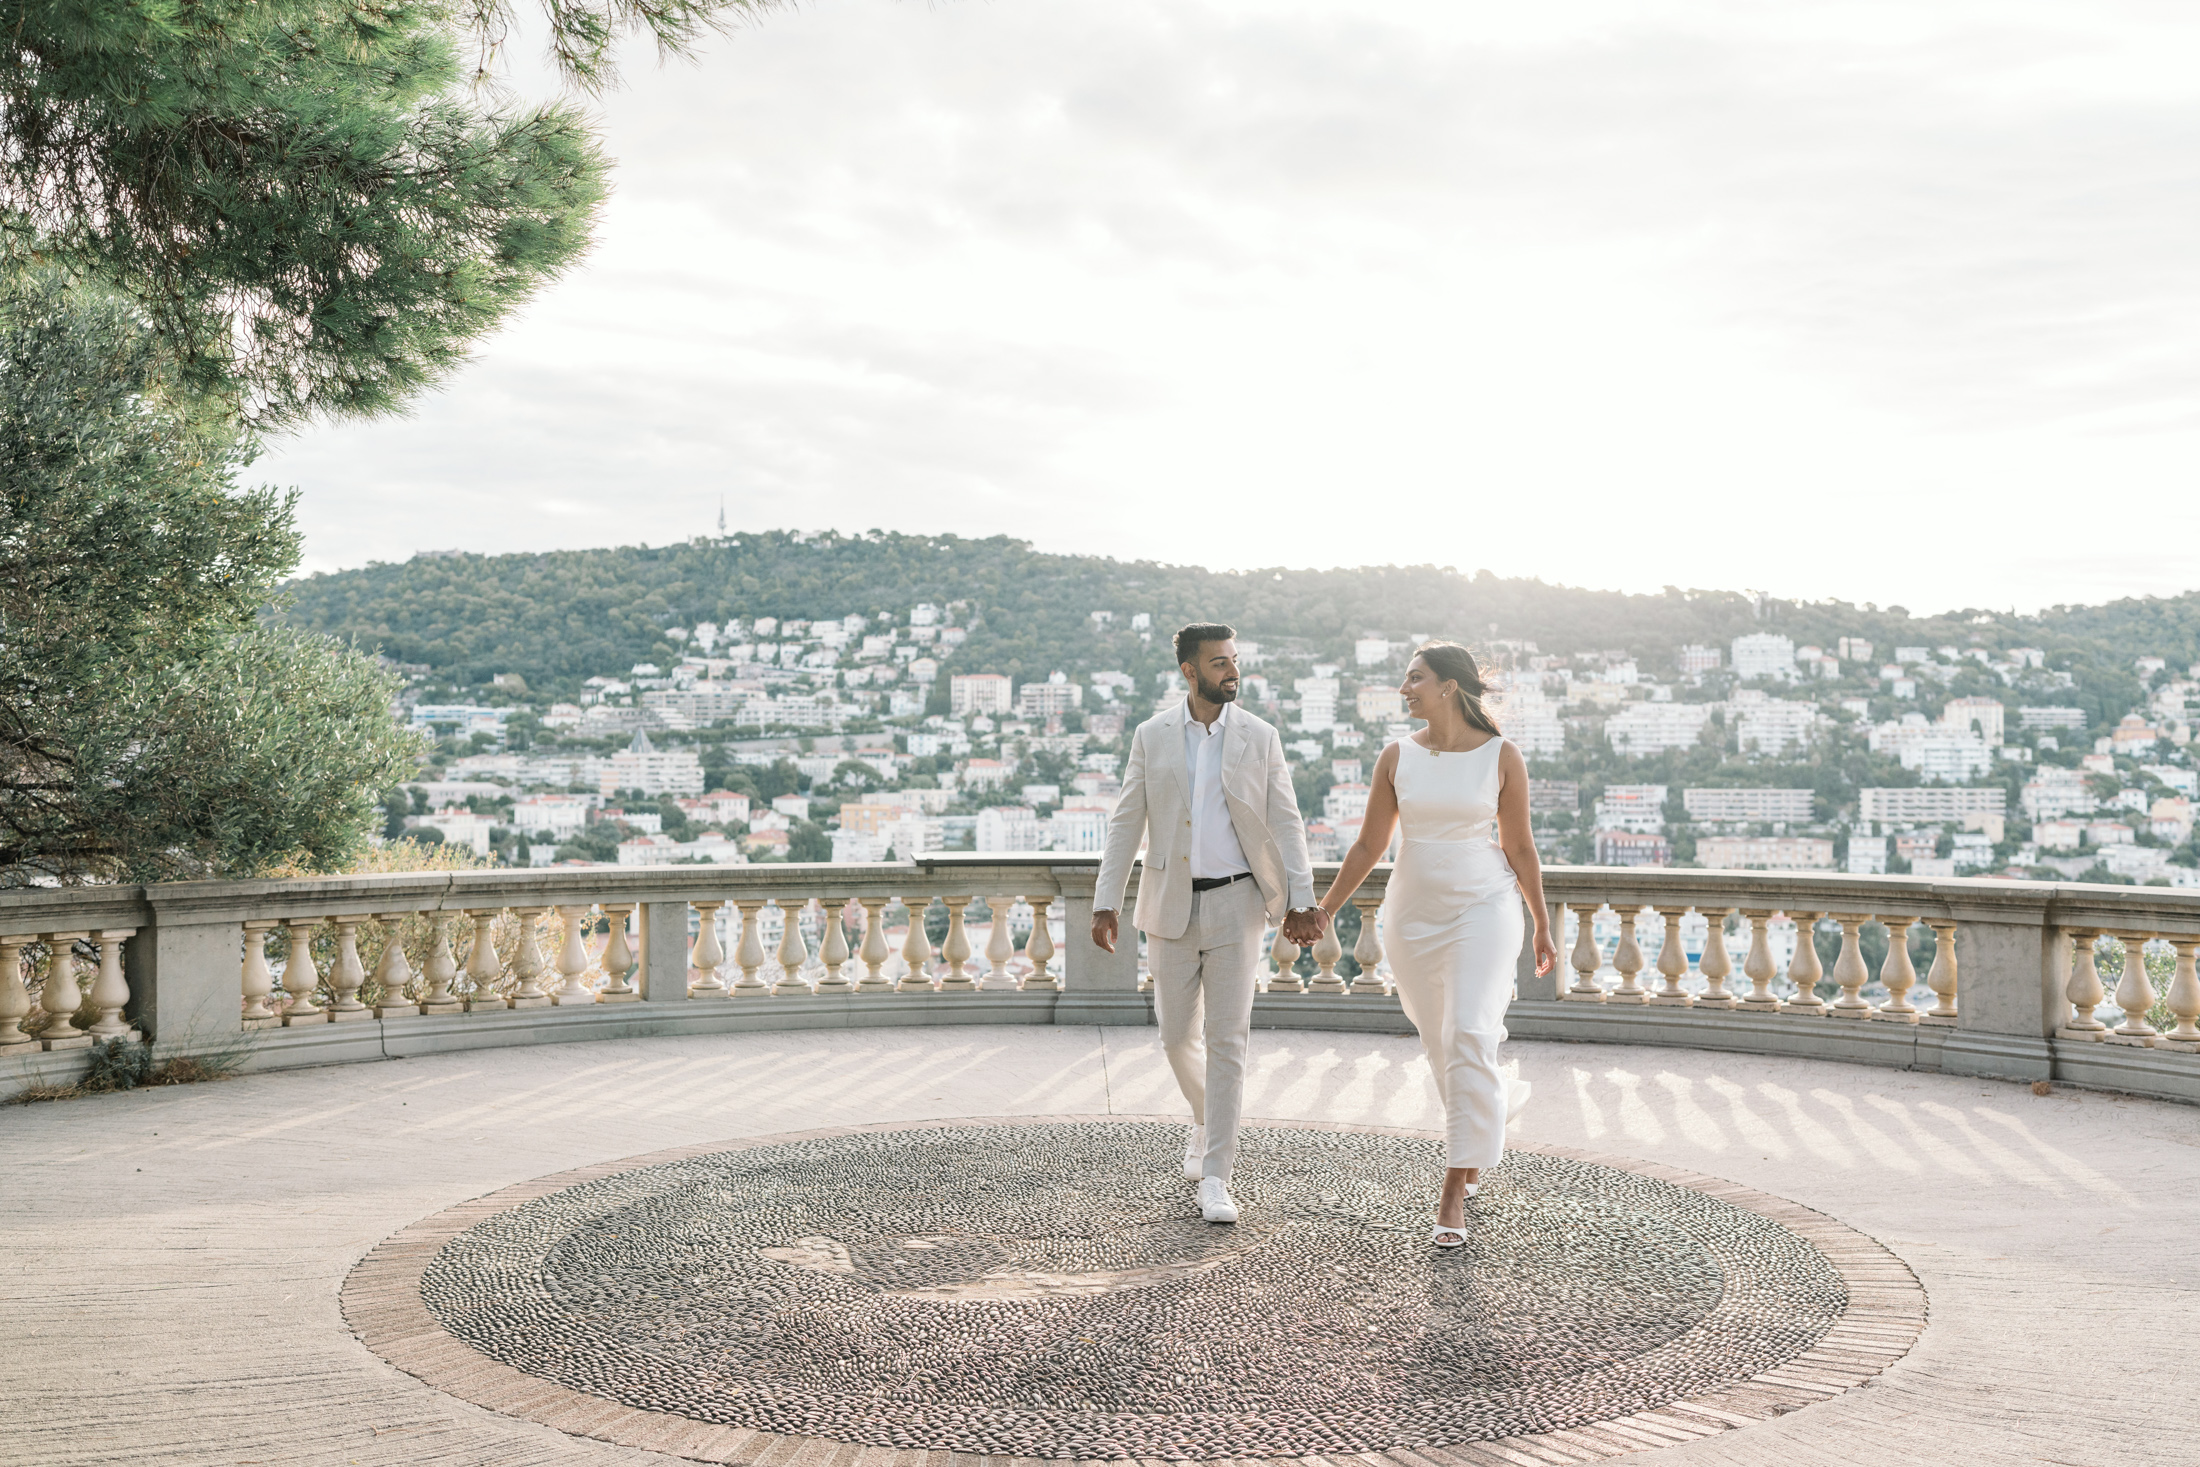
left=1431, top=1182, right=1477, bottom=1246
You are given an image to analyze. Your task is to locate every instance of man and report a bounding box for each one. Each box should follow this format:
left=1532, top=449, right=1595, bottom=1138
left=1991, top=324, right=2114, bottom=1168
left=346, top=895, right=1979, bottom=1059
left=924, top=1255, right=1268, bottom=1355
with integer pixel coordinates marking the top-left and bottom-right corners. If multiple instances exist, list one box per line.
left=1093, top=622, right=1328, bottom=1223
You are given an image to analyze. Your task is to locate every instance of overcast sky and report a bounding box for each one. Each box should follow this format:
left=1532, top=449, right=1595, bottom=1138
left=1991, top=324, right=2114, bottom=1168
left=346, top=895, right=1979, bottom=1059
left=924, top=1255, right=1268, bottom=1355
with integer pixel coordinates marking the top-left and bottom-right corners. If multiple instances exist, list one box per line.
left=261, top=0, right=2200, bottom=614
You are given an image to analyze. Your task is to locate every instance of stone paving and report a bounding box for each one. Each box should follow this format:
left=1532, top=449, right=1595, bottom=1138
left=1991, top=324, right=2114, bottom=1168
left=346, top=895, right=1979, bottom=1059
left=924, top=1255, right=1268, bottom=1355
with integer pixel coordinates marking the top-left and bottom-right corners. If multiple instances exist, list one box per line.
left=2, top=1024, right=2195, bottom=1466
left=364, top=1118, right=1899, bottom=1461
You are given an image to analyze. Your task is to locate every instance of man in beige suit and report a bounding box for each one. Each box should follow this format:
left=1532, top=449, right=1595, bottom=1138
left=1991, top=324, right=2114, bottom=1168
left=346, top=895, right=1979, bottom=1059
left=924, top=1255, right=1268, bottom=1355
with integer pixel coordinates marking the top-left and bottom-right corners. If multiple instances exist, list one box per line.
left=1093, top=622, right=1327, bottom=1223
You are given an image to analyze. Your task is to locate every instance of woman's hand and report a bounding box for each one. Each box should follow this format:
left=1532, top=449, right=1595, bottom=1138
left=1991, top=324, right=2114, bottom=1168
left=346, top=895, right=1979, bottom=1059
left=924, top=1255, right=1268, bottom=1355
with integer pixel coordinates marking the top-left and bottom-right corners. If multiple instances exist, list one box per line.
left=1532, top=926, right=1560, bottom=976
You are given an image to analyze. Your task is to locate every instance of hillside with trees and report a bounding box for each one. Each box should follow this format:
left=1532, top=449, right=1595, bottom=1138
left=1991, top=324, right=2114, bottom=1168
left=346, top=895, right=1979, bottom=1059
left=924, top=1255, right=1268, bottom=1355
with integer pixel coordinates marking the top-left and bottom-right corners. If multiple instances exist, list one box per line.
left=279, top=528, right=2194, bottom=701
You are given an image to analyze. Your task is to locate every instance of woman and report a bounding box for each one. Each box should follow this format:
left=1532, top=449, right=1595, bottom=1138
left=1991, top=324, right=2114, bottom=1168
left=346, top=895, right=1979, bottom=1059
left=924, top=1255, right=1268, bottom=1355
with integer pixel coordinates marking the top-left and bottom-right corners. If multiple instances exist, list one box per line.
left=1316, top=642, right=1557, bottom=1247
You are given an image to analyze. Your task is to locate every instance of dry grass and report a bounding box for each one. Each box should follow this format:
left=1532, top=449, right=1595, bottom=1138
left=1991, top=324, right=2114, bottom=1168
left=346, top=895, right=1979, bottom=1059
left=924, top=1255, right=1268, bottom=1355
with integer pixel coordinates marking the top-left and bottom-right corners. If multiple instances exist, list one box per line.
left=4, top=1035, right=253, bottom=1105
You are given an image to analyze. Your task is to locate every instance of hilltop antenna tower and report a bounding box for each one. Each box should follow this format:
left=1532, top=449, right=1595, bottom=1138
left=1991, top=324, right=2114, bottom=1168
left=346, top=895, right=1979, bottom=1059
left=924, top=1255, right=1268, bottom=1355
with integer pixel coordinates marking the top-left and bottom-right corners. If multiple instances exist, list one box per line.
left=717, top=496, right=726, bottom=539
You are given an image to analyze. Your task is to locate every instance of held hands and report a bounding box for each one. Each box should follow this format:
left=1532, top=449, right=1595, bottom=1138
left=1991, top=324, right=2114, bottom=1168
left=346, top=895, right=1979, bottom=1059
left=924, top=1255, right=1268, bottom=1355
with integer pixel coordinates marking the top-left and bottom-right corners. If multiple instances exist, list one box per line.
left=1281, top=906, right=1329, bottom=946
left=1532, top=926, right=1559, bottom=976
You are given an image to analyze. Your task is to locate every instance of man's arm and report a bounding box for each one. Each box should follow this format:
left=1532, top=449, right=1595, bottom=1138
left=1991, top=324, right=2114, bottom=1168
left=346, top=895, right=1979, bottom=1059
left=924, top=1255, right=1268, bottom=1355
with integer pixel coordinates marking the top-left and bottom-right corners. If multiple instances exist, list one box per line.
left=1091, top=725, right=1150, bottom=951
left=1263, top=724, right=1319, bottom=919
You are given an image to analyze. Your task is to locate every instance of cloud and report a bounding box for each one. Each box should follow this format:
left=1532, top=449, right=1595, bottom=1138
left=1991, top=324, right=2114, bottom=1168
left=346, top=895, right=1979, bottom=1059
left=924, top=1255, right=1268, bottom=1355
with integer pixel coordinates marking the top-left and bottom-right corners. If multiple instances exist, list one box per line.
left=263, top=0, right=2200, bottom=610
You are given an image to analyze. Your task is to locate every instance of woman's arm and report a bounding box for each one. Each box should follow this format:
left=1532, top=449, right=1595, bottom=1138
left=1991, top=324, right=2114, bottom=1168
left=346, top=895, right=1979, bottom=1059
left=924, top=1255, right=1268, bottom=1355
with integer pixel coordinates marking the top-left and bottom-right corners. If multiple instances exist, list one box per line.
left=1496, top=741, right=1558, bottom=975
left=1317, top=743, right=1402, bottom=923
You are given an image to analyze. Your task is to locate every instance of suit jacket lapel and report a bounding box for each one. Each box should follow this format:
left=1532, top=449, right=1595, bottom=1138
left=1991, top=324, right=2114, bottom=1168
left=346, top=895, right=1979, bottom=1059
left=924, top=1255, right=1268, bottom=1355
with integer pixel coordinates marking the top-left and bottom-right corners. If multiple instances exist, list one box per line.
left=1161, top=699, right=1192, bottom=812
left=1220, top=709, right=1262, bottom=816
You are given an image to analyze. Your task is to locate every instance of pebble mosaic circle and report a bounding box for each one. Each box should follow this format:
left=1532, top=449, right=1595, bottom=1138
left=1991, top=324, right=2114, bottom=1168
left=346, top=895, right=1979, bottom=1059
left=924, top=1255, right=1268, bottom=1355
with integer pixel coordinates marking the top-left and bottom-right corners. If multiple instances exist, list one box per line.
left=402, top=1121, right=1857, bottom=1459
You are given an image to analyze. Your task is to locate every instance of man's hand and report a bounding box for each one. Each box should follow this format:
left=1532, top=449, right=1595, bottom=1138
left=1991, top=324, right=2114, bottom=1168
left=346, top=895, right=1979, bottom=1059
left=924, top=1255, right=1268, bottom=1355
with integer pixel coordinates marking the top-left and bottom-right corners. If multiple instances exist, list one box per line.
left=1091, top=909, right=1119, bottom=954
left=1281, top=907, right=1328, bottom=946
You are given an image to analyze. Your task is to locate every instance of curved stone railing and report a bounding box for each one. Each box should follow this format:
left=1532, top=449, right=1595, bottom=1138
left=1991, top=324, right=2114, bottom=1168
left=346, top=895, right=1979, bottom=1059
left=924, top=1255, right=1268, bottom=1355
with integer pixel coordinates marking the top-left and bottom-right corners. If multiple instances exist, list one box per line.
left=3, top=857, right=2196, bottom=1106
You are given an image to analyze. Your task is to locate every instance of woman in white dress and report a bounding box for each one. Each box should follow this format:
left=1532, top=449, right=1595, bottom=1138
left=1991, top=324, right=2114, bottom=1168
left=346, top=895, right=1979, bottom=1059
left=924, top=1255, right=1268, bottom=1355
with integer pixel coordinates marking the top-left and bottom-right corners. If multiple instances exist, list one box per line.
left=1315, top=642, right=1557, bottom=1247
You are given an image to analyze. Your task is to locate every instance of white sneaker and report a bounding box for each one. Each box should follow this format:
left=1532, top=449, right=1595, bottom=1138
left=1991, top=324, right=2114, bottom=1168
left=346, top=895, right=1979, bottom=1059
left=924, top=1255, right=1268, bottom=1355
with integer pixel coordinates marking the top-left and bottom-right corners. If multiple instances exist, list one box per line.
left=1181, top=1124, right=1206, bottom=1181
left=1199, top=1176, right=1238, bottom=1224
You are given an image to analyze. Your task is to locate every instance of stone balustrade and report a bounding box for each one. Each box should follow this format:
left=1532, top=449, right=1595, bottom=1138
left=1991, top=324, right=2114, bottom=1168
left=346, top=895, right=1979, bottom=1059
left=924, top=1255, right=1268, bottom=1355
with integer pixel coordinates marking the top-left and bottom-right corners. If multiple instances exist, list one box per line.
left=4, top=858, right=2197, bottom=1106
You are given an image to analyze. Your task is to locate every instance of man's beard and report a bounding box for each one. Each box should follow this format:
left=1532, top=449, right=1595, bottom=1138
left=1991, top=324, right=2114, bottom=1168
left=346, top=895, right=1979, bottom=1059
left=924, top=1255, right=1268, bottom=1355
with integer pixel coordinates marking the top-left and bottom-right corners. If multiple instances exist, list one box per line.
left=1196, top=675, right=1238, bottom=704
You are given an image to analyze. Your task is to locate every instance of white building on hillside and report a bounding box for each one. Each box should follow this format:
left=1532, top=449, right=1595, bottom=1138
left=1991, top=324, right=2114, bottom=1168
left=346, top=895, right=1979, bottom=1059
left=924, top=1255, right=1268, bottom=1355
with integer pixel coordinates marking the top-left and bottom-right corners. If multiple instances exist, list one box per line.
left=1735, top=699, right=1818, bottom=756
left=600, top=731, right=704, bottom=797
left=1045, top=806, right=1110, bottom=853
left=950, top=673, right=1014, bottom=715
left=1858, top=786, right=2006, bottom=827
left=1683, top=788, right=1814, bottom=824
left=1696, top=835, right=1835, bottom=871
left=1940, top=696, right=2007, bottom=746
left=2021, top=768, right=2097, bottom=821
left=1730, top=634, right=1796, bottom=681
left=975, top=806, right=1042, bottom=853
left=511, top=794, right=592, bottom=839
left=1594, top=785, right=1667, bottom=833
left=1606, top=702, right=1711, bottom=756
left=1868, top=716, right=1990, bottom=783
left=1324, top=783, right=1371, bottom=822
left=1295, top=676, right=1340, bottom=733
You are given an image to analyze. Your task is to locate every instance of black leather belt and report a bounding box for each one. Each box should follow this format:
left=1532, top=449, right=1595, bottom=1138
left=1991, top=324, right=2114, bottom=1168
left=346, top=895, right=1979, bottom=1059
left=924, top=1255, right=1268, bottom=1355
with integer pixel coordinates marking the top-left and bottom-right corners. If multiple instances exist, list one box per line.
left=1190, top=871, right=1254, bottom=893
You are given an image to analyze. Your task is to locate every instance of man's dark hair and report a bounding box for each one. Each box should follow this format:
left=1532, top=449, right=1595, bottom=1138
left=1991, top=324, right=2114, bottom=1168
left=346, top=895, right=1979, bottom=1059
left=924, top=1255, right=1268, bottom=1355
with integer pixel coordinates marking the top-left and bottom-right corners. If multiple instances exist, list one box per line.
left=1174, top=622, right=1236, bottom=667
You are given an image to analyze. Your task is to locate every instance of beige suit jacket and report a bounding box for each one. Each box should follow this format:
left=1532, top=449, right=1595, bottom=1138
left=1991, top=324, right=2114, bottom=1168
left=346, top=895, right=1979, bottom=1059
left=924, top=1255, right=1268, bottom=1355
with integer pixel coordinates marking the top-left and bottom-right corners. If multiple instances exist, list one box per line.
left=1093, top=699, right=1317, bottom=940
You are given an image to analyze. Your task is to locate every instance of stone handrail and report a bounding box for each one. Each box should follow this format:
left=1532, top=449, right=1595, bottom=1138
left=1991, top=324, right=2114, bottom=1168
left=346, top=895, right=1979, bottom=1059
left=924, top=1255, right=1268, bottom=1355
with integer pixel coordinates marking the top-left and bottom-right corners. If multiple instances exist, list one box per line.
left=3, top=858, right=2195, bottom=1106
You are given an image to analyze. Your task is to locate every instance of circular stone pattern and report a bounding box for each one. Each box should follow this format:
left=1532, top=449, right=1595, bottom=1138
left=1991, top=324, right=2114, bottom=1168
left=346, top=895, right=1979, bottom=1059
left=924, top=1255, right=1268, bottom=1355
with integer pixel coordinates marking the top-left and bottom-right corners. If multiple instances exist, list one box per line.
left=381, top=1120, right=1891, bottom=1460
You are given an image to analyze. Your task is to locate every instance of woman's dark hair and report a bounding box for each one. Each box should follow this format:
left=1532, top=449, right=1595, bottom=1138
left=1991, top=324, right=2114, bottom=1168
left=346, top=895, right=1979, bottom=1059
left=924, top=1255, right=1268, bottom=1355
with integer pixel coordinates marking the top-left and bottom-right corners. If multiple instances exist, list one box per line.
left=1414, top=641, right=1500, bottom=736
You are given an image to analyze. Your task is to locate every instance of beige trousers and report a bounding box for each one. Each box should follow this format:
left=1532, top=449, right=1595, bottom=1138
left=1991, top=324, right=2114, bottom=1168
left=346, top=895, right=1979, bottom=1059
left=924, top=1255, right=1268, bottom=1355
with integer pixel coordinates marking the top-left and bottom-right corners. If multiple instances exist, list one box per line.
left=1146, top=876, right=1266, bottom=1182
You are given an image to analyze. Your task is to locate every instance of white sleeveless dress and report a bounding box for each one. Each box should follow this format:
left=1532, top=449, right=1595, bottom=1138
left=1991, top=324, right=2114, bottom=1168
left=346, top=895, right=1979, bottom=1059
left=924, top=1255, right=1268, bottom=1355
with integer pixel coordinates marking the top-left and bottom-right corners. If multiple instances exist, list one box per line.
left=1384, top=735, right=1530, bottom=1170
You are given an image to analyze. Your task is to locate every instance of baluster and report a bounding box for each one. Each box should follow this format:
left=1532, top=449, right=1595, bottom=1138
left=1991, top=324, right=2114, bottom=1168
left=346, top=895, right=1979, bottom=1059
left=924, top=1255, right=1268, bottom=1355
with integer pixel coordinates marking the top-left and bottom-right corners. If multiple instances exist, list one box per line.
left=691, top=900, right=730, bottom=997
left=899, top=898, right=936, bottom=991
left=373, top=913, right=419, bottom=1018
left=1648, top=906, right=1693, bottom=1006
left=88, top=934, right=141, bottom=1043
left=551, top=905, right=596, bottom=1005
left=732, top=898, right=769, bottom=994
left=34, top=933, right=88, bottom=1049
left=857, top=897, right=894, bottom=991
left=1694, top=908, right=1735, bottom=1008
left=462, top=910, right=502, bottom=1010
left=939, top=896, right=976, bottom=991
left=420, top=917, right=463, bottom=1014
left=283, top=918, right=325, bottom=1023
left=2163, top=938, right=2200, bottom=1047
left=1921, top=920, right=1959, bottom=1023
left=2062, top=929, right=2106, bottom=1037
left=327, top=918, right=371, bottom=1020
left=240, top=920, right=280, bottom=1026
left=1566, top=904, right=1606, bottom=1000
left=1609, top=908, right=1648, bottom=1003
left=1349, top=895, right=1388, bottom=995
left=1267, top=924, right=1304, bottom=994
left=773, top=900, right=813, bottom=995
left=816, top=900, right=855, bottom=994
left=1024, top=896, right=1058, bottom=990
left=506, top=909, right=551, bottom=1008
left=1309, top=915, right=1346, bottom=994
left=982, top=897, right=1017, bottom=990
left=1876, top=915, right=1919, bottom=1022
left=1737, top=910, right=1779, bottom=1010
left=2111, top=932, right=2159, bottom=1043
left=1782, top=911, right=1826, bottom=1014
left=1827, top=914, right=1871, bottom=1018
left=0, top=936, right=33, bottom=1051
left=598, top=905, right=638, bottom=1002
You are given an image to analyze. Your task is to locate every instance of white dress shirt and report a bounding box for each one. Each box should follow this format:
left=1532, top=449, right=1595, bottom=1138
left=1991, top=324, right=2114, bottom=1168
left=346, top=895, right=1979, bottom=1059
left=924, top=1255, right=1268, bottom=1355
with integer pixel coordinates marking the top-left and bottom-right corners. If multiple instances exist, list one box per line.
left=1184, top=701, right=1252, bottom=880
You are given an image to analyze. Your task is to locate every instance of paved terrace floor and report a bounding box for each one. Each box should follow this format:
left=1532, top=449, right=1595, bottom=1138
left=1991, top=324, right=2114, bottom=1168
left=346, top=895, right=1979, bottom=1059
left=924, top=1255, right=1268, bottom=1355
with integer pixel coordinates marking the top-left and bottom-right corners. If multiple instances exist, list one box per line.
left=2, top=1025, right=2193, bottom=1467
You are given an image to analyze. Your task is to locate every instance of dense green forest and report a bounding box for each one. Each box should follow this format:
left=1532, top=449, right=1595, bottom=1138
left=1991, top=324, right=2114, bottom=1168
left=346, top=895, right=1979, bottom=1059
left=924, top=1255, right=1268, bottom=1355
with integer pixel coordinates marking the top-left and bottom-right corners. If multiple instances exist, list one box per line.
left=275, top=529, right=2200, bottom=695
